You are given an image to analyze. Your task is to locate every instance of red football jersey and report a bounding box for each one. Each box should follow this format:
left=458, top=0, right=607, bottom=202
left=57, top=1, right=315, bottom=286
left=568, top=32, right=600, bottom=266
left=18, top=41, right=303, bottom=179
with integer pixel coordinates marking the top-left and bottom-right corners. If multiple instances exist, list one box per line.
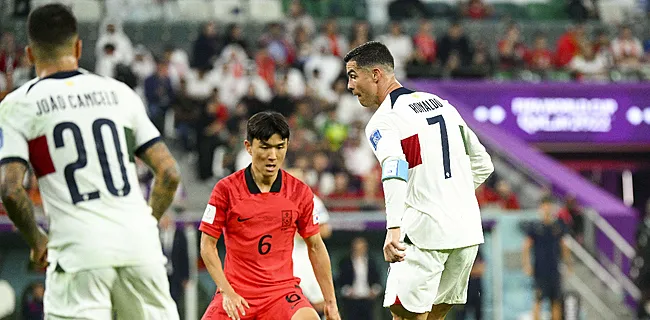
left=199, top=165, right=320, bottom=297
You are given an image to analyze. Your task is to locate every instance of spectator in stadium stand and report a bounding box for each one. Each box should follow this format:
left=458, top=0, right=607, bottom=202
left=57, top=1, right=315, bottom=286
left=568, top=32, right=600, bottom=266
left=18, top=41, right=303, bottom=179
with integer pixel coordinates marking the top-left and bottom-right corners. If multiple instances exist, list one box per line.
left=95, top=19, right=134, bottom=65
left=495, top=180, right=521, bottom=210
left=522, top=196, right=572, bottom=320
left=592, top=29, right=613, bottom=65
left=191, top=22, right=222, bottom=69
left=412, top=20, right=437, bottom=65
left=556, top=195, right=585, bottom=242
left=258, top=22, right=296, bottom=67
left=498, top=24, right=527, bottom=70
left=223, top=24, right=249, bottom=55
left=437, top=20, right=473, bottom=66
left=285, top=0, right=316, bottom=40
left=144, top=57, right=175, bottom=134
left=197, top=89, right=229, bottom=181
left=337, top=237, right=382, bottom=320
left=130, top=45, right=156, bottom=89
left=376, top=21, right=414, bottom=79
left=293, top=26, right=314, bottom=71
left=269, top=80, right=296, bottom=117
left=610, top=25, right=645, bottom=72
left=461, top=0, right=493, bottom=20
left=569, top=41, right=610, bottom=82
left=325, top=172, right=363, bottom=212
left=525, top=32, right=555, bottom=71
left=0, top=32, right=21, bottom=74
left=349, top=21, right=372, bottom=50
left=172, top=78, right=201, bottom=153
left=95, top=43, right=120, bottom=78
left=306, top=151, right=336, bottom=196
left=475, top=183, right=500, bottom=208
left=159, top=213, right=190, bottom=318
left=461, top=0, right=493, bottom=19
left=555, top=23, right=586, bottom=68
left=312, top=19, right=349, bottom=58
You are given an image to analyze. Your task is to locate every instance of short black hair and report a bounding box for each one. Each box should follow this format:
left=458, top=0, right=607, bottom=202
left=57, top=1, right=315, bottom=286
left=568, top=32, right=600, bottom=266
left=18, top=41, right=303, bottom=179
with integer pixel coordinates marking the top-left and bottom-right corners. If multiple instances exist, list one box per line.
left=246, top=111, right=290, bottom=143
left=28, top=4, right=78, bottom=54
left=343, top=41, right=394, bottom=70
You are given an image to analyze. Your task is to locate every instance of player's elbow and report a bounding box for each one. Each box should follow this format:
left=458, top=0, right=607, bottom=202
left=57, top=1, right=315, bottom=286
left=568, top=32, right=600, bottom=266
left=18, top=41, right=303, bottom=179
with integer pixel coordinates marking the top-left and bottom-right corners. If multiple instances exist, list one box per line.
left=159, top=163, right=181, bottom=189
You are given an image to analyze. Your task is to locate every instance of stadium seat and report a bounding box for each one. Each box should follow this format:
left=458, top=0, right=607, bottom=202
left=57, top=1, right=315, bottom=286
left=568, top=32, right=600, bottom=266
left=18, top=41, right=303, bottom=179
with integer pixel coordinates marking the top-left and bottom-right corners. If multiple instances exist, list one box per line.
left=249, top=0, right=284, bottom=22
left=526, top=3, right=568, bottom=21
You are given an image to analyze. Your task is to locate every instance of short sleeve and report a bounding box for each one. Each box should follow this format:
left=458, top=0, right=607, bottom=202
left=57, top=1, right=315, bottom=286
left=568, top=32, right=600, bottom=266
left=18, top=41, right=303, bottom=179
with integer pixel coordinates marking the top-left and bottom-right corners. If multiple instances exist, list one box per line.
left=0, top=100, right=29, bottom=166
left=297, top=188, right=319, bottom=239
left=199, top=181, right=229, bottom=239
left=129, top=89, right=161, bottom=157
left=365, top=113, right=405, bottom=164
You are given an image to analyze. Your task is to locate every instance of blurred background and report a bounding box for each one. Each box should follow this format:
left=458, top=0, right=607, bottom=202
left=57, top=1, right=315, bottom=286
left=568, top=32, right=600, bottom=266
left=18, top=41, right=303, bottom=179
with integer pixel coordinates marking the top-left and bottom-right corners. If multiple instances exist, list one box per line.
left=0, top=0, right=649, bottom=319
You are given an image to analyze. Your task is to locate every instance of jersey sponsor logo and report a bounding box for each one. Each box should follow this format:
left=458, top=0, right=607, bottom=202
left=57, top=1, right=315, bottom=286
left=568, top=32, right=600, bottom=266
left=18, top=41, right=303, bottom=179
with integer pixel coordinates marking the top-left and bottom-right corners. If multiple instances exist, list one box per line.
left=202, top=204, right=216, bottom=224
left=237, top=216, right=252, bottom=222
left=369, top=129, right=382, bottom=150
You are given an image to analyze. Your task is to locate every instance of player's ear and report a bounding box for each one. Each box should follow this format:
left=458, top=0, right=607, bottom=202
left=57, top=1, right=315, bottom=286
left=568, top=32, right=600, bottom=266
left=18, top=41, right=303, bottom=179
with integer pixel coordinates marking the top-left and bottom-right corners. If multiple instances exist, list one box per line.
left=25, top=46, right=35, bottom=66
left=372, top=68, right=381, bottom=83
left=244, top=140, right=252, bottom=155
left=75, top=39, right=83, bottom=60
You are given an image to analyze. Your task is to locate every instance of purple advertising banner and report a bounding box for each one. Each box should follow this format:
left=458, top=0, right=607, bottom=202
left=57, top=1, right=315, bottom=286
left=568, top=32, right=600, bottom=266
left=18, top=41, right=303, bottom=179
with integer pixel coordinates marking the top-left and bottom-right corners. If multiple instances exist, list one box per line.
left=411, top=82, right=650, bottom=144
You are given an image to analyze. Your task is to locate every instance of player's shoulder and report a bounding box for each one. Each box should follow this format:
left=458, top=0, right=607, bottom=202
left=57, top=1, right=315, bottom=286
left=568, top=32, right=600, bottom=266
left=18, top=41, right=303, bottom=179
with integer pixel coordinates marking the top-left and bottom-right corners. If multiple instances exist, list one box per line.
left=215, top=169, right=246, bottom=191
left=282, top=170, right=313, bottom=200
left=0, top=78, right=40, bottom=122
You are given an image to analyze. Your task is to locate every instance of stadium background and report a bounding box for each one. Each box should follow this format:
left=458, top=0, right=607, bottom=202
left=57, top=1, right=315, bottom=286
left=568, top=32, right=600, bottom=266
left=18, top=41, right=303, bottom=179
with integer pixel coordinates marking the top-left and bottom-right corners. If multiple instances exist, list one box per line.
left=0, top=0, right=650, bottom=319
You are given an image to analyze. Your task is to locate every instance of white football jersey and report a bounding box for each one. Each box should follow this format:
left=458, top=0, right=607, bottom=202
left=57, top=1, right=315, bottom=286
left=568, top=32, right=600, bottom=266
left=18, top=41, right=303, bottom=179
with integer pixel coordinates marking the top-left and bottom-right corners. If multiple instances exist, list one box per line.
left=365, top=87, right=493, bottom=250
left=293, top=195, right=329, bottom=254
left=0, top=70, right=166, bottom=272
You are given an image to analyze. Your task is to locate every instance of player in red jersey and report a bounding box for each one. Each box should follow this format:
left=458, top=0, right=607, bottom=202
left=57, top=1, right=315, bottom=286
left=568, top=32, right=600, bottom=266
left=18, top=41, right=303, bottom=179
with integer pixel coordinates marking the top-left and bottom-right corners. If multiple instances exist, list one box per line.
left=199, top=111, right=341, bottom=320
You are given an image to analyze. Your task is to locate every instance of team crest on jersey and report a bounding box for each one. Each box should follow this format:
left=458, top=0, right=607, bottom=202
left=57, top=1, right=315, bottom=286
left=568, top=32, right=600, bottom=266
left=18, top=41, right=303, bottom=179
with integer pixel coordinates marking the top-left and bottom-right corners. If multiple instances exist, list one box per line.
left=281, top=210, right=292, bottom=230
left=369, top=129, right=382, bottom=150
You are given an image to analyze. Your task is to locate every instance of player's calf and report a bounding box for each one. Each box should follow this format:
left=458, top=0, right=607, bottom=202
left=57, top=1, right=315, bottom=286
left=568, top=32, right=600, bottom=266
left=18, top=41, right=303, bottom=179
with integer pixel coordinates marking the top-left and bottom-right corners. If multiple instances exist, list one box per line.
left=427, top=303, right=454, bottom=320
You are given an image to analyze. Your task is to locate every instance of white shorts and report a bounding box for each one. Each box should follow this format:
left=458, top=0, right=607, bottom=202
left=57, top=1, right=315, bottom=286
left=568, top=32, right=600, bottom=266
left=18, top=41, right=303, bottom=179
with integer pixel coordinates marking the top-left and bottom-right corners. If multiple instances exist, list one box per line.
left=294, top=258, right=324, bottom=304
left=44, top=263, right=179, bottom=320
left=383, top=243, right=479, bottom=313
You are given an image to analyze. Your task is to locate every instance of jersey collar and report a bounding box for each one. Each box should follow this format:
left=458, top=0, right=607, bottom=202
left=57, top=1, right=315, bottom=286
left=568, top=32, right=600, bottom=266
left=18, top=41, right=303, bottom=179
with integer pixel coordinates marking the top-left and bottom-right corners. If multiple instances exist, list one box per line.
left=27, top=69, right=83, bottom=93
left=389, top=87, right=415, bottom=108
left=244, top=164, right=283, bottom=194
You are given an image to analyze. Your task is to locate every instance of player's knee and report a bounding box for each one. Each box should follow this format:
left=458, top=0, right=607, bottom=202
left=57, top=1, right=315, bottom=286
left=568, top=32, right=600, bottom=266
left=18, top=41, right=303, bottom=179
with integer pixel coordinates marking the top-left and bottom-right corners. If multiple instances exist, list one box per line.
left=291, top=307, right=320, bottom=320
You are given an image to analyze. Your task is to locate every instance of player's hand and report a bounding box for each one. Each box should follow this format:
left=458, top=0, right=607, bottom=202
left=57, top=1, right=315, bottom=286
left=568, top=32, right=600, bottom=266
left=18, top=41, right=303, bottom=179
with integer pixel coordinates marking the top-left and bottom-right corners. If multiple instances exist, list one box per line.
left=323, top=302, right=341, bottom=320
left=221, top=289, right=249, bottom=320
left=383, top=228, right=406, bottom=263
left=30, top=230, right=48, bottom=269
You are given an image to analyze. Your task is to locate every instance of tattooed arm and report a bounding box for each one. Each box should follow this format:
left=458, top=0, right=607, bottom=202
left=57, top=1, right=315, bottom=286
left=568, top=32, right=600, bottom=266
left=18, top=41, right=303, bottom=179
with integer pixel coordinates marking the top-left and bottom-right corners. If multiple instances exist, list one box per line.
left=0, top=161, right=48, bottom=265
left=137, top=141, right=181, bottom=221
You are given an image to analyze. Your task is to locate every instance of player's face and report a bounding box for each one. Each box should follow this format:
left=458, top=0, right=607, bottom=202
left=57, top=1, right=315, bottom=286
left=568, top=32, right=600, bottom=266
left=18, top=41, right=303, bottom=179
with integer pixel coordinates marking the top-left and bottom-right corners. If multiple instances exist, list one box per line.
left=246, top=134, right=288, bottom=179
left=346, top=61, right=379, bottom=108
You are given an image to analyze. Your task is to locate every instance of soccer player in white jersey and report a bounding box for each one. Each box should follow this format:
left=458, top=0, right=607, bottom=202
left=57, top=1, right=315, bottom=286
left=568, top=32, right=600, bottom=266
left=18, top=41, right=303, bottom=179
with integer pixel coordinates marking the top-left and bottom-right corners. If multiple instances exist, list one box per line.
left=0, top=4, right=181, bottom=320
left=286, top=168, right=333, bottom=316
left=343, top=41, right=494, bottom=320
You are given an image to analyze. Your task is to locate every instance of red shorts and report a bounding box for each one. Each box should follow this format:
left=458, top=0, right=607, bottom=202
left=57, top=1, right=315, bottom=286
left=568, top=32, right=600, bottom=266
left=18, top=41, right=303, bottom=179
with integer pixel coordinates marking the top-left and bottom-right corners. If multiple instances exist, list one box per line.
left=201, top=286, right=313, bottom=320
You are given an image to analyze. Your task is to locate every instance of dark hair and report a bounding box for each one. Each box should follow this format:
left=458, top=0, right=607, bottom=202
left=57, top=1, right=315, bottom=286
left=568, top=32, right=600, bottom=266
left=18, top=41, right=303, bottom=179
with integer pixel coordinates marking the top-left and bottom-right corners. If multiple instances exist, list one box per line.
left=343, top=41, right=394, bottom=70
left=246, top=111, right=290, bottom=143
left=27, top=4, right=78, bottom=55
